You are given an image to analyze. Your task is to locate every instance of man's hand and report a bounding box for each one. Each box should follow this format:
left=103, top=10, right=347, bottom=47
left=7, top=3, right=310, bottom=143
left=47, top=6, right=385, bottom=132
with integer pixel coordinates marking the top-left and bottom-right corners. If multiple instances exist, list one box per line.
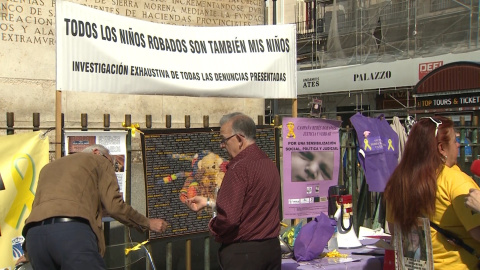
left=15, top=255, right=28, bottom=265
left=185, top=196, right=208, bottom=212
left=466, top=188, right=480, bottom=213
left=149, top=218, right=169, bottom=233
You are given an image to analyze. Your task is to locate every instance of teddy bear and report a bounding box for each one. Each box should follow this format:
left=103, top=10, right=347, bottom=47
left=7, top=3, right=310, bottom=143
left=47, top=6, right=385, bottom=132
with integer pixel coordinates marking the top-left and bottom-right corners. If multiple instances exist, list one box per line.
left=179, top=152, right=227, bottom=203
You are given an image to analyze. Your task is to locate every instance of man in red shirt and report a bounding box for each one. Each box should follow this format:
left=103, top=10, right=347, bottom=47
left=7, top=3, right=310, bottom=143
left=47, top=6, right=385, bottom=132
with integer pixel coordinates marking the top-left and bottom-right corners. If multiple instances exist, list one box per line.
left=186, top=112, right=281, bottom=270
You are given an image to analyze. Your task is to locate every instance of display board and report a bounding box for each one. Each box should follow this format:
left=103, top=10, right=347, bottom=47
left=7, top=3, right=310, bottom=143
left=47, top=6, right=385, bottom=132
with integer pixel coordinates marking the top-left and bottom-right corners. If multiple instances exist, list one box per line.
left=64, top=131, right=128, bottom=200
left=141, top=127, right=276, bottom=239
left=281, top=117, right=341, bottom=219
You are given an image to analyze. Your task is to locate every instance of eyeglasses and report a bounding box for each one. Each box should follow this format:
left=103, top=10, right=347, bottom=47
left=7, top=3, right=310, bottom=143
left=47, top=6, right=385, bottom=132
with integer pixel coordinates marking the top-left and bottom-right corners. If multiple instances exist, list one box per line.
left=220, top=134, right=237, bottom=145
left=425, top=117, right=442, bottom=137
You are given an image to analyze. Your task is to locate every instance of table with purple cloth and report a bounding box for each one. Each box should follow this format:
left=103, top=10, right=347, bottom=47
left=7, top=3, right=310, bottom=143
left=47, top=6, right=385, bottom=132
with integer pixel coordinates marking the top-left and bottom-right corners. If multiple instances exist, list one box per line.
left=282, top=239, right=384, bottom=270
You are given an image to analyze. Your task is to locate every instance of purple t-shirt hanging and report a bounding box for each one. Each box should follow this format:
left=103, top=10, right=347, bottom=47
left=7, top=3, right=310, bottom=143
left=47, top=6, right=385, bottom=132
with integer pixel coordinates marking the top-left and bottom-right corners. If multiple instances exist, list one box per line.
left=350, top=113, right=398, bottom=192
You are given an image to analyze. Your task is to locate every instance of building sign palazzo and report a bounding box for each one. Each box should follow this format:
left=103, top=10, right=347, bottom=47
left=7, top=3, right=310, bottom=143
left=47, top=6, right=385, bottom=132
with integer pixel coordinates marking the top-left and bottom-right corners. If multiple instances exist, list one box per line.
left=298, top=51, right=480, bottom=95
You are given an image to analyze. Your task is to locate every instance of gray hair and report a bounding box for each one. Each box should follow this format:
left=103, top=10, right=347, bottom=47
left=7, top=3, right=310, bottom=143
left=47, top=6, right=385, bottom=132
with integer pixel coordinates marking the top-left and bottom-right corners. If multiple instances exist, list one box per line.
left=82, top=144, right=110, bottom=156
left=220, top=112, right=256, bottom=141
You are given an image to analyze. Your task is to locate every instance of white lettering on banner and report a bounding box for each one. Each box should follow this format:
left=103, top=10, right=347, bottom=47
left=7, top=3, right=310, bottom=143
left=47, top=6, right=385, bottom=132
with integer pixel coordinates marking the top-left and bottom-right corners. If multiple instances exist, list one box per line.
left=419, top=61, right=443, bottom=80
left=353, top=71, right=391, bottom=81
left=460, top=97, right=480, bottom=104
left=433, top=98, right=451, bottom=106
left=419, top=61, right=443, bottom=72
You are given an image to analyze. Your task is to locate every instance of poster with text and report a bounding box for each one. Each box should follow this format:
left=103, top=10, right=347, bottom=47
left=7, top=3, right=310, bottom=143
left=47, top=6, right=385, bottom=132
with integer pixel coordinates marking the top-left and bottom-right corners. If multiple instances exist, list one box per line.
left=64, top=131, right=128, bottom=201
left=141, top=127, right=276, bottom=239
left=282, top=117, right=341, bottom=219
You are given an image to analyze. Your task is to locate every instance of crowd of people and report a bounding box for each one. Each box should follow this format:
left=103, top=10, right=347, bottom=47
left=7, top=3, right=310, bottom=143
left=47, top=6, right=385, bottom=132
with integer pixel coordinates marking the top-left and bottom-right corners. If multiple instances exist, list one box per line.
left=16, top=113, right=480, bottom=270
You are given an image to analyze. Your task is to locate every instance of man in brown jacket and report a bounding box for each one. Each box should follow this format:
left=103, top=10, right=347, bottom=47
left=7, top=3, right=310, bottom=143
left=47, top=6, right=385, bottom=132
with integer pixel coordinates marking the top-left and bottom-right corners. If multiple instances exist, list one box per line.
left=22, top=144, right=168, bottom=270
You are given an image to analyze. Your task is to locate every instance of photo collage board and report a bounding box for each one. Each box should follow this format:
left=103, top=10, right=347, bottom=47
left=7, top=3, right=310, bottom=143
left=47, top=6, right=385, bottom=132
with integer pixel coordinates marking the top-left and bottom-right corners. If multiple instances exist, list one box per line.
left=141, top=127, right=276, bottom=239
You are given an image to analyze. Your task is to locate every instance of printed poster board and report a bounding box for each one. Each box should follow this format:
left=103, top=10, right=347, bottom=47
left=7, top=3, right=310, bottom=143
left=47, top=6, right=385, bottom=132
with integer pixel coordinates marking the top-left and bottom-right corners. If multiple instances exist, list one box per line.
left=282, top=117, right=342, bottom=219
left=141, top=127, right=276, bottom=239
left=64, top=130, right=128, bottom=200
left=394, top=217, right=434, bottom=270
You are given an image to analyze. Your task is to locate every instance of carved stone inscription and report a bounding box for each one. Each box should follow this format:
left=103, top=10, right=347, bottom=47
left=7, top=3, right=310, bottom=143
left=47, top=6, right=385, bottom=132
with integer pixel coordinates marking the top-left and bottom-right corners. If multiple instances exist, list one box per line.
left=83, top=0, right=265, bottom=26
left=1, top=0, right=55, bottom=45
left=0, top=0, right=264, bottom=78
left=0, top=0, right=263, bottom=46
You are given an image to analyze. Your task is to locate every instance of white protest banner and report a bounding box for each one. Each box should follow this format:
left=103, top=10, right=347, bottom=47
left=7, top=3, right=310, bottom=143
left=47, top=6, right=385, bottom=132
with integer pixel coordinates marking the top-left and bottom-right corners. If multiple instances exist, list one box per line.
left=56, top=0, right=297, bottom=98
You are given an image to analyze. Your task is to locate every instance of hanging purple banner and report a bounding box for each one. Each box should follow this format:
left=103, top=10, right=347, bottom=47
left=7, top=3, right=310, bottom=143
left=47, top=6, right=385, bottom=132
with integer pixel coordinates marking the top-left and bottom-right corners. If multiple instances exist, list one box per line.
left=349, top=113, right=399, bottom=192
left=282, top=117, right=341, bottom=219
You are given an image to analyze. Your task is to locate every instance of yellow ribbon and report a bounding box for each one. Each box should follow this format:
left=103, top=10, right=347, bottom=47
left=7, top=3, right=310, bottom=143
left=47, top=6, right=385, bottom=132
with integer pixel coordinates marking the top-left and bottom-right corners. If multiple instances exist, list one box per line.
left=364, top=138, right=372, bottom=150
left=388, top=139, right=395, bottom=150
left=286, top=227, right=295, bottom=246
left=5, top=153, right=36, bottom=229
left=122, top=122, right=144, bottom=137
left=125, top=240, right=149, bottom=255
left=323, top=249, right=348, bottom=258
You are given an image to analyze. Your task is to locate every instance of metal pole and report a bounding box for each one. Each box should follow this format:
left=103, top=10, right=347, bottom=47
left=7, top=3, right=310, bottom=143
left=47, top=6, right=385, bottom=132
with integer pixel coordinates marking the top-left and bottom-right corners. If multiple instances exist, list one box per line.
left=55, top=91, right=62, bottom=159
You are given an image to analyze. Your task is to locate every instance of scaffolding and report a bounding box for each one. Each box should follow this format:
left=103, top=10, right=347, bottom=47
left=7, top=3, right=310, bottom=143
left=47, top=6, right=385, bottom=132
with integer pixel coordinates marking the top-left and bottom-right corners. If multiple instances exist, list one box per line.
left=295, top=0, right=480, bottom=70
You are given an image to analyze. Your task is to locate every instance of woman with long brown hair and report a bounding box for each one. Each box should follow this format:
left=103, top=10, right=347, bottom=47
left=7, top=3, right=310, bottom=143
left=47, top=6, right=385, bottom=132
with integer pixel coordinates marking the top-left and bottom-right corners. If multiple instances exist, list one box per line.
left=384, top=116, right=480, bottom=269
